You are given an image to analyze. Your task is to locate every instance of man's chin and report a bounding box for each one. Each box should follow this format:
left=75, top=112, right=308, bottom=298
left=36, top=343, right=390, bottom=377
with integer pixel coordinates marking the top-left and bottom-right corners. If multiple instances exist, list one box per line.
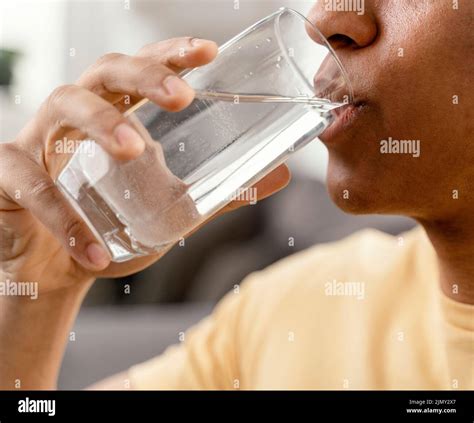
left=326, top=173, right=382, bottom=216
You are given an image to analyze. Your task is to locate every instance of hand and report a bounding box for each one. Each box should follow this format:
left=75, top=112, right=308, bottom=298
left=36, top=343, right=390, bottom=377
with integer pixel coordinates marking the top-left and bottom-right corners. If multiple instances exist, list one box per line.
left=0, top=37, right=291, bottom=293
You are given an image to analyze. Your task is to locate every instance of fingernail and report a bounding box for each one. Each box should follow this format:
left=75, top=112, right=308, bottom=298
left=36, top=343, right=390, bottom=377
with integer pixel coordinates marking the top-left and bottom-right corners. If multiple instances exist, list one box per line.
left=162, top=75, right=189, bottom=96
left=114, top=123, right=145, bottom=150
left=86, top=242, right=110, bottom=268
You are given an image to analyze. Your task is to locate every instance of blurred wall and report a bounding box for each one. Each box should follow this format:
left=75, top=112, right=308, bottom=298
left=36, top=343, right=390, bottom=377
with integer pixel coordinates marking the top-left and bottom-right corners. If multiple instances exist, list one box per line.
left=0, top=0, right=327, bottom=179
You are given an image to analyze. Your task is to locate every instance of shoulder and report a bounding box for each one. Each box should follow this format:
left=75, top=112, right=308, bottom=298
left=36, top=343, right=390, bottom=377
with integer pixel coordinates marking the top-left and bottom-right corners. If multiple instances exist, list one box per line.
left=235, top=225, right=435, bottom=327
left=243, top=226, right=427, bottom=292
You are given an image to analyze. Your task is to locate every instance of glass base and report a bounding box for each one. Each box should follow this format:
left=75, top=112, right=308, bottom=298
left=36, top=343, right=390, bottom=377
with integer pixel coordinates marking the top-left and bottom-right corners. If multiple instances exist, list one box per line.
left=57, top=165, right=156, bottom=262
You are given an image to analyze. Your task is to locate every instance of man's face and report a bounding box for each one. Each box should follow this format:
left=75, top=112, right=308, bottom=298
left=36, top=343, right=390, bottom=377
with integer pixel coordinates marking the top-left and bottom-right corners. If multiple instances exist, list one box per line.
left=308, top=0, right=473, bottom=220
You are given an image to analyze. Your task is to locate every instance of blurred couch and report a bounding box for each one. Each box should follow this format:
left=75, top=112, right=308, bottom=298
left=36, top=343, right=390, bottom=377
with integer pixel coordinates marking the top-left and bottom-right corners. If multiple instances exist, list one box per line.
left=59, top=303, right=213, bottom=389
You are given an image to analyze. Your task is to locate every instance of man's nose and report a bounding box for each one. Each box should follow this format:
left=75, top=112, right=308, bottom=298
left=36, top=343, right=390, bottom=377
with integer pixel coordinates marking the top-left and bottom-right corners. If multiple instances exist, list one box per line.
left=306, top=1, right=377, bottom=49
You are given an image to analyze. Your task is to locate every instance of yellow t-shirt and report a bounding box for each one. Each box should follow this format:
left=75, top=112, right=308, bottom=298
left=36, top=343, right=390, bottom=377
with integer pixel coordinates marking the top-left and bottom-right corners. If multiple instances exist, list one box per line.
left=128, top=226, right=474, bottom=390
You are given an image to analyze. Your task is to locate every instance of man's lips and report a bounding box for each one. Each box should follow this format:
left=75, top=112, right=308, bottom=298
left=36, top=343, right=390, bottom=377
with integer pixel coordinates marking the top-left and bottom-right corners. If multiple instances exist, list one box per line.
left=319, top=101, right=367, bottom=144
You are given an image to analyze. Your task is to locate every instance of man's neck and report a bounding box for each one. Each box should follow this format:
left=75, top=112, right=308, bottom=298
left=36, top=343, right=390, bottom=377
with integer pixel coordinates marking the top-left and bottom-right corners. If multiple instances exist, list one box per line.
left=418, top=217, right=474, bottom=305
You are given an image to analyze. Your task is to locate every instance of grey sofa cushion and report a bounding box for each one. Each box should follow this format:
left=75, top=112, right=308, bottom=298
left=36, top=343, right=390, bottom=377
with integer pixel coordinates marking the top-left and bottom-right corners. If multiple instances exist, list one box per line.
left=59, top=303, right=213, bottom=390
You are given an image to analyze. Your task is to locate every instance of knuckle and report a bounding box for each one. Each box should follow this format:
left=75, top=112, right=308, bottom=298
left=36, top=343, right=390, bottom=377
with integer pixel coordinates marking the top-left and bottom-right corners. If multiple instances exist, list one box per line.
left=79, top=54, right=123, bottom=87
left=0, top=141, right=15, bottom=157
left=90, top=104, right=122, bottom=126
left=95, top=52, right=123, bottom=68
left=182, top=36, right=194, bottom=46
left=63, top=216, right=84, bottom=243
left=29, top=178, right=58, bottom=202
left=0, top=143, right=12, bottom=177
left=87, top=106, right=124, bottom=138
left=173, top=36, right=193, bottom=45
left=164, top=36, right=193, bottom=55
left=137, top=42, right=155, bottom=56
left=0, top=225, right=16, bottom=260
left=42, top=85, right=80, bottom=130
left=46, top=85, right=77, bottom=111
left=137, top=63, right=172, bottom=93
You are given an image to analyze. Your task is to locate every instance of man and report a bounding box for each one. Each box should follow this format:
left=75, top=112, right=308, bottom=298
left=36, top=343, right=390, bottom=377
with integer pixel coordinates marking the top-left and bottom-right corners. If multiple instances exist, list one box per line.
left=0, top=0, right=472, bottom=389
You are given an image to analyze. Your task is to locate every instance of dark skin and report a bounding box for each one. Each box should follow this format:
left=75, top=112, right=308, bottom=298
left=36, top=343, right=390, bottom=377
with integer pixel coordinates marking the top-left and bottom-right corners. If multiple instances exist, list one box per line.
left=0, top=0, right=472, bottom=389
left=310, top=0, right=474, bottom=303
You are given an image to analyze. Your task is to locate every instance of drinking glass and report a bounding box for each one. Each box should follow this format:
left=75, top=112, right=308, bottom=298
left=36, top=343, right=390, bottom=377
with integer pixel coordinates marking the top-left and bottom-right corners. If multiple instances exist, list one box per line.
left=56, top=7, right=353, bottom=262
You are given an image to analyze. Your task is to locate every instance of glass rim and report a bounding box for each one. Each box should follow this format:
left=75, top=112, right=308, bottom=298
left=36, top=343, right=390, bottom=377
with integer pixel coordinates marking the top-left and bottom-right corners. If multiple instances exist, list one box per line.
left=274, top=7, right=354, bottom=104
left=209, top=6, right=354, bottom=104
left=127, top=6, right=354, bottom=116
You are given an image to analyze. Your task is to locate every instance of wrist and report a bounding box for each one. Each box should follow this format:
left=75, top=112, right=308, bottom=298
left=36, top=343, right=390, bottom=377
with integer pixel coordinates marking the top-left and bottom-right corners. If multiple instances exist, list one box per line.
left=0, top=276, right=94, bottom=389
left=0, top=270, right=94, bottom=303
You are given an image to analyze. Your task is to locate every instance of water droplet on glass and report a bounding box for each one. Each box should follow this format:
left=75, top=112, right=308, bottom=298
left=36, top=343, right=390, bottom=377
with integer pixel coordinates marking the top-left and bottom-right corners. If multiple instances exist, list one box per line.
left=255, top=44, right=259, bottom=49
left=266, top=37, right=272, bottom=43
left=276, top=55, right=282, bottom=62
left=275, top=63, right=281, bottom=69
left=249, top=72, right=253, bottom=76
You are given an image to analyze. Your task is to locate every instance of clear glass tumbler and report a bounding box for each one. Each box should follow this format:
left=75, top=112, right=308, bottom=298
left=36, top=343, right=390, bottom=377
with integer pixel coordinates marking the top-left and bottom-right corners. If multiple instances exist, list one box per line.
left=56, top=7, right=353, bottom=262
